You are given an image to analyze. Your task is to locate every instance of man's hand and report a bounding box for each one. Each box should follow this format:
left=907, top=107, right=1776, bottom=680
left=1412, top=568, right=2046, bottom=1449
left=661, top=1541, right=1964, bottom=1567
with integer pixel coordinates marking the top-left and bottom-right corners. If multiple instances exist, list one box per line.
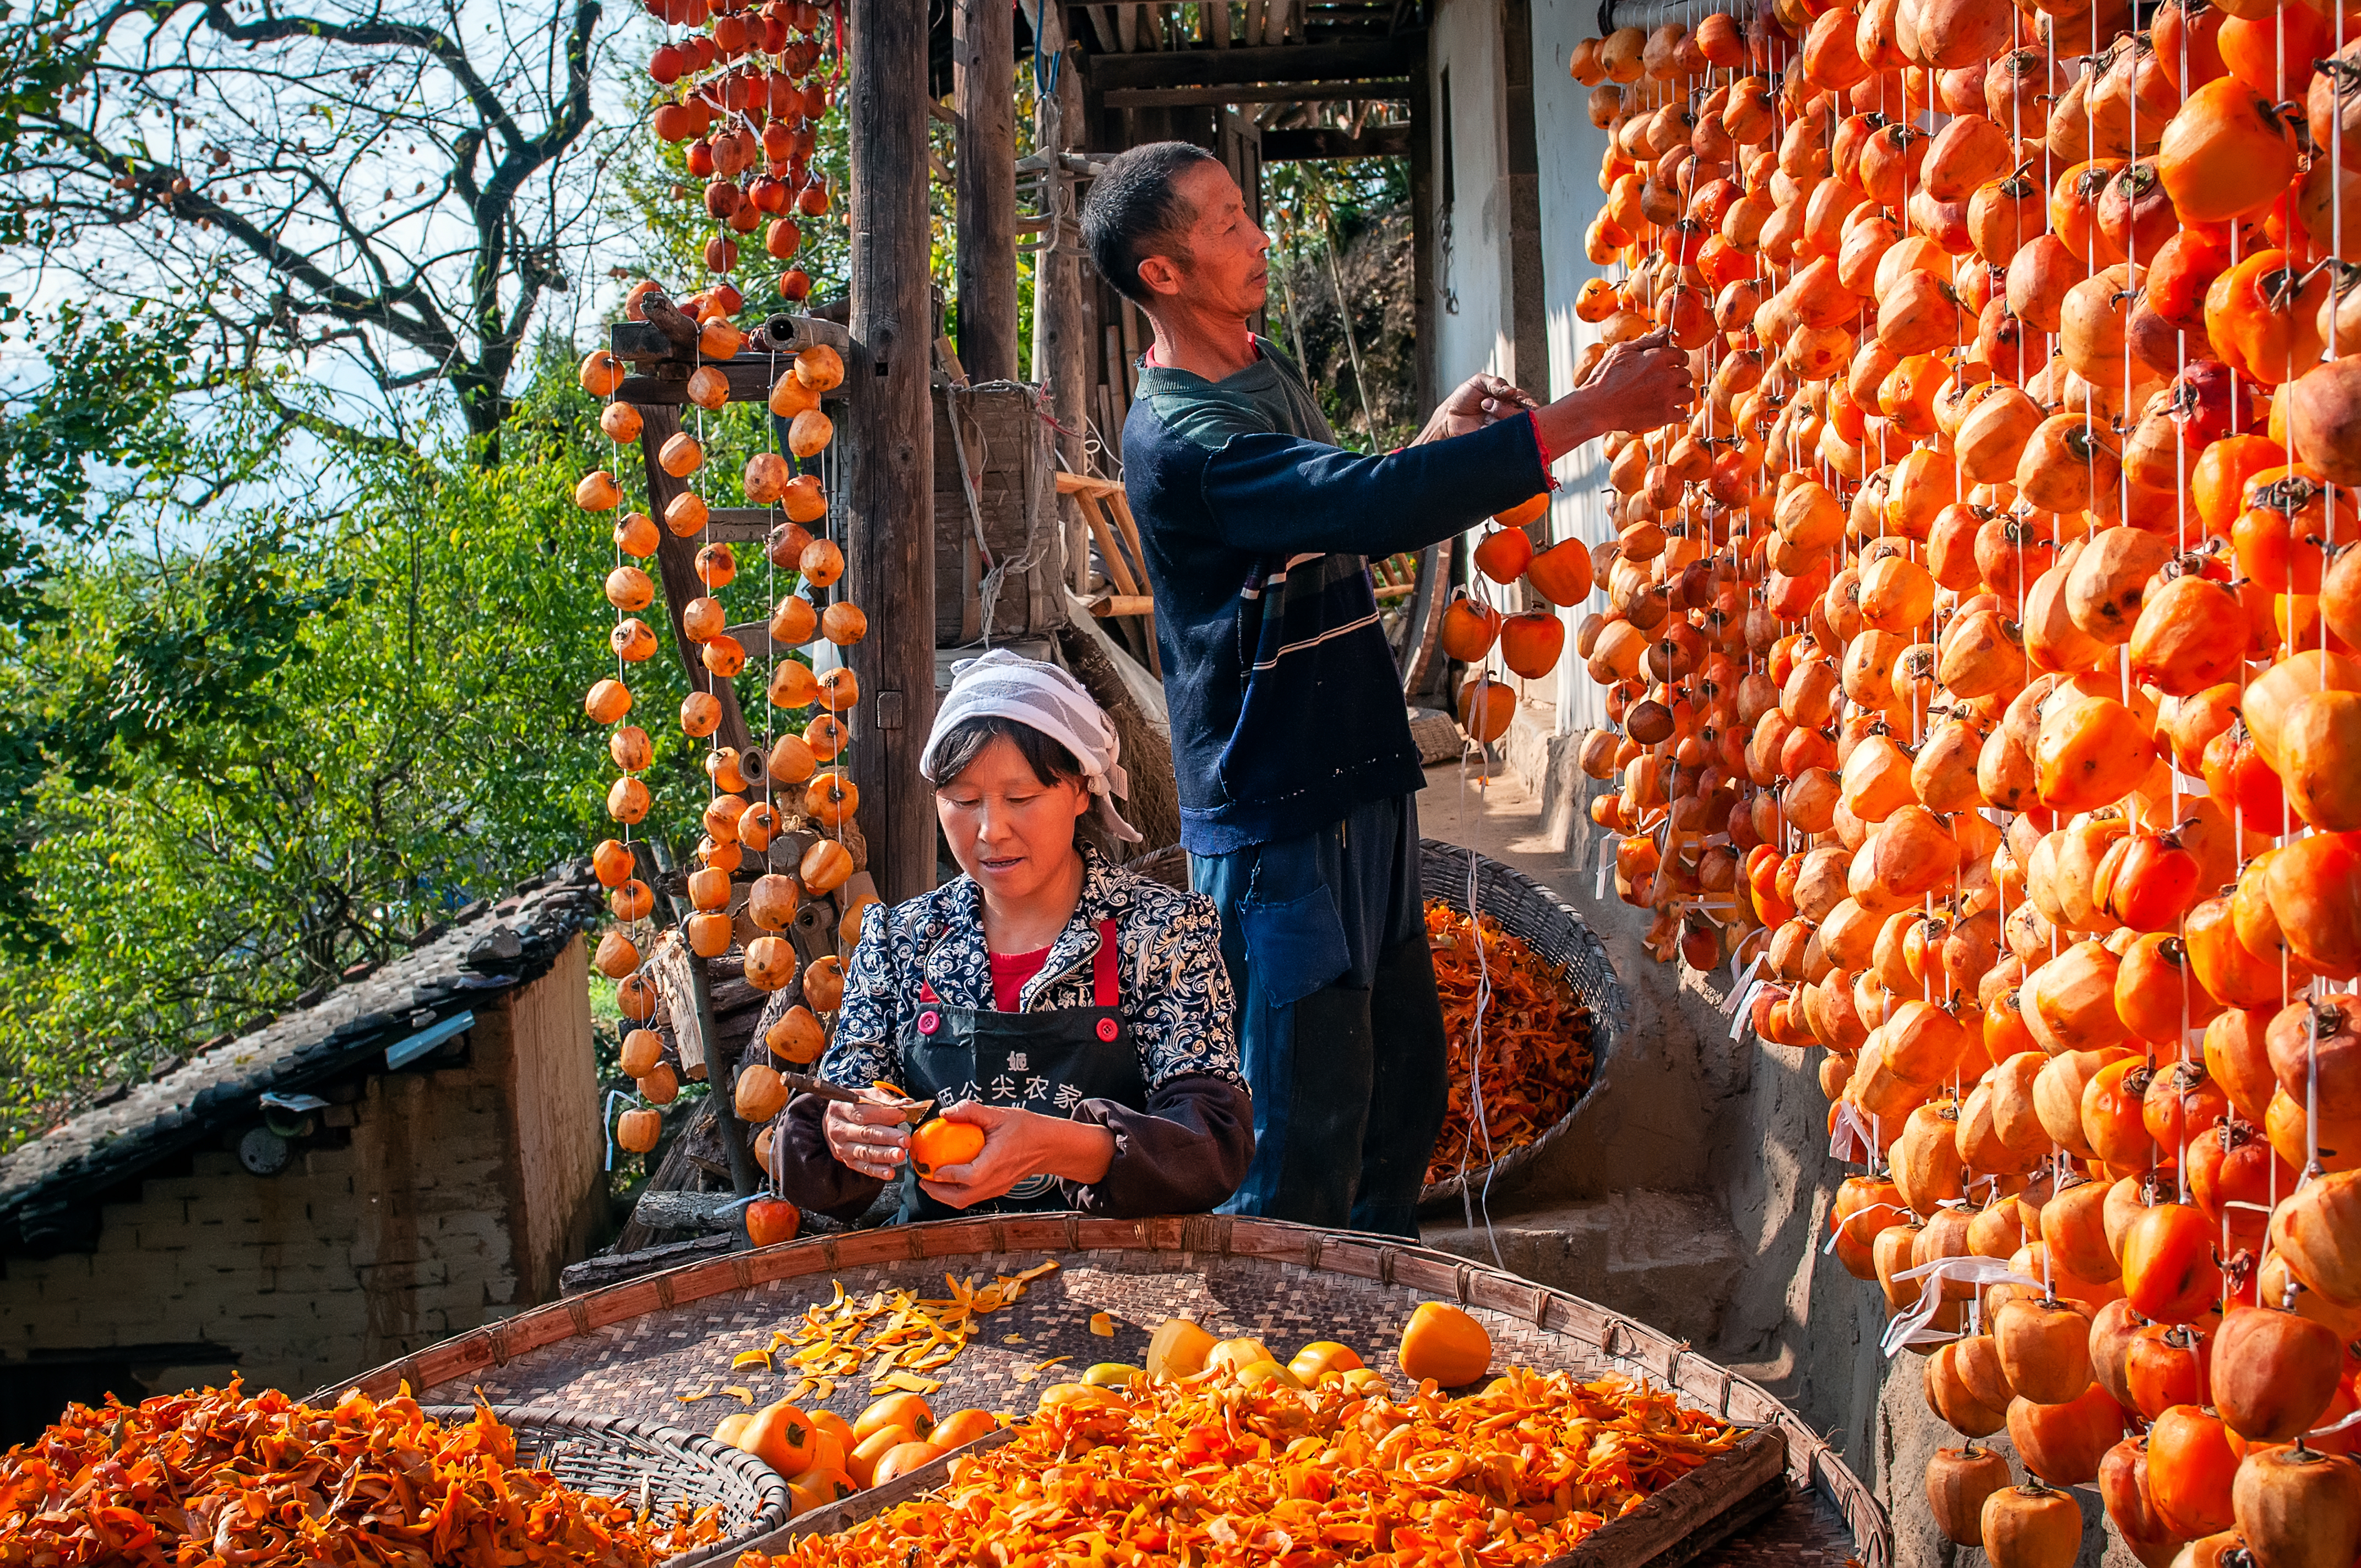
left=1414, top=372, right=1540, bottom=445
left=1576, top=329, right=1694, bottom=432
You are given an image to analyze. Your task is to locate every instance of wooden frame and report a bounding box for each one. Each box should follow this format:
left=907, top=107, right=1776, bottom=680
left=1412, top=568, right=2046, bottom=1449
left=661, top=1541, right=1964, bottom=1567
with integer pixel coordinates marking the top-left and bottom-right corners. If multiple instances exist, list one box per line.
left=1055, top=470, right=1160, bottom=675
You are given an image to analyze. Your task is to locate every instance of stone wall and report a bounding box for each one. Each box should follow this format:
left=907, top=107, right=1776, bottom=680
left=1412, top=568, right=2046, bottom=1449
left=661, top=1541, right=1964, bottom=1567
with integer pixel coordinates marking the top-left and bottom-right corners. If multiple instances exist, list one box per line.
left=1, top=941, right=602, bottom=1407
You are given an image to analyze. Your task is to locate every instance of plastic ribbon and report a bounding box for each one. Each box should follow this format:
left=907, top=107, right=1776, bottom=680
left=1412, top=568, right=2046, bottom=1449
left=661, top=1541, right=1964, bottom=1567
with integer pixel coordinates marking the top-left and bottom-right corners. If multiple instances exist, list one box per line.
left=1728, top=981, right=1773, bottom=1041
left=1880, top=1258, right=2044, bottom=1358
left=1821, top=1199, right=1905, bottom=1256
left=1720, top=950, right=1766, bottom=1017
left=1827, top=1101, right=1879, bottom=1167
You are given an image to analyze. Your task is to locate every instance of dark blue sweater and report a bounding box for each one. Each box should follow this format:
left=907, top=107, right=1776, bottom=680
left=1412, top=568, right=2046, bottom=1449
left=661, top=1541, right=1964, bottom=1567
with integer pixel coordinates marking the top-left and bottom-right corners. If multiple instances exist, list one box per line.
left=1120, top=344, right=1554, bottom=854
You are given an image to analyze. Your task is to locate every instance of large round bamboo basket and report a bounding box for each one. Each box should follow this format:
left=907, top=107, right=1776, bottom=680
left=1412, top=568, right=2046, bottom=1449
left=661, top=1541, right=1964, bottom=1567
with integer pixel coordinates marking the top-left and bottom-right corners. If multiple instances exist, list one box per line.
left=1119, top=840, right=1625, bottom=1209
left=325, top=1215, right=1887, bottom=1567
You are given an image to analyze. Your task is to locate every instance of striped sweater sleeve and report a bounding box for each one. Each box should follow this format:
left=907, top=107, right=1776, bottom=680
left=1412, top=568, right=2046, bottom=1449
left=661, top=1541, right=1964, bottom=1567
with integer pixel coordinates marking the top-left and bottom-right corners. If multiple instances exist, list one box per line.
left=1192, top=413, right=1553, bottom=558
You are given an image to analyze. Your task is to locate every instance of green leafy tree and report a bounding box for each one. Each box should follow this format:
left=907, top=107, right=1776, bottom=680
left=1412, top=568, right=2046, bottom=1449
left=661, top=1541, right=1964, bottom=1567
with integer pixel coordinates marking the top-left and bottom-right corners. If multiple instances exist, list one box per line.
left=0, top=340, right=722, bottom=1149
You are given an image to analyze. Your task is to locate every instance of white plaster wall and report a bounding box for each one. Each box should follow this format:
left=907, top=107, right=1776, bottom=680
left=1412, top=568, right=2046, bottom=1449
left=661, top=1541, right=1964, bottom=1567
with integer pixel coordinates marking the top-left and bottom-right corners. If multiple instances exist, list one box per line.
left=1428, top=0, right=1511, bottom=393
left=1427, top=0, right=1624, bottom=736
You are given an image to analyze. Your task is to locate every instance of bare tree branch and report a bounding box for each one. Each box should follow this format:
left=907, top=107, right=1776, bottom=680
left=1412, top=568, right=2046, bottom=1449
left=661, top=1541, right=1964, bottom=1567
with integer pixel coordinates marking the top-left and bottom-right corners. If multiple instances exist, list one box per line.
left=0, top=0, right=624, bottom=452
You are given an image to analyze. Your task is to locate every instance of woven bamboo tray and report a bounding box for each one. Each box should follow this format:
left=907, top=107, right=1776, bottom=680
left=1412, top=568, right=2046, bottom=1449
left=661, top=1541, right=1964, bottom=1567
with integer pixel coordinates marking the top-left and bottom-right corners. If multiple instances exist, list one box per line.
left=327, top=1215, right=1888, bottom=1568
left=1116, top=840, right=1624, bottom=1210
left=418, top=1404, right=789, bottom=1567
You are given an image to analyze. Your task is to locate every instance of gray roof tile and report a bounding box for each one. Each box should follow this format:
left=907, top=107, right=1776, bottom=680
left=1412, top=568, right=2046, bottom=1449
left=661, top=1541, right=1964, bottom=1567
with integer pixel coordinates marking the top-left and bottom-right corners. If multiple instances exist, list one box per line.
left=0, top=864, right=600, bottom=1243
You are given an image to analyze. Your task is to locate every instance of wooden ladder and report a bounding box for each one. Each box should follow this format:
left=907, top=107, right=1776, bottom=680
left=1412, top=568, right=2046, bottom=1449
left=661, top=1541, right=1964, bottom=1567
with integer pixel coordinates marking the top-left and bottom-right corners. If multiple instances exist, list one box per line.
left=1056, top=470, right=1160, bottom=676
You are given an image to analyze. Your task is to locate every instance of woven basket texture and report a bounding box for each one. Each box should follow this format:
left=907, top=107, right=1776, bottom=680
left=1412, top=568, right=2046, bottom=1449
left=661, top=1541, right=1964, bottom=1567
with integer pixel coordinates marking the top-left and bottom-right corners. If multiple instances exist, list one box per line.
left=420, top=1403, right=789, bottom=1567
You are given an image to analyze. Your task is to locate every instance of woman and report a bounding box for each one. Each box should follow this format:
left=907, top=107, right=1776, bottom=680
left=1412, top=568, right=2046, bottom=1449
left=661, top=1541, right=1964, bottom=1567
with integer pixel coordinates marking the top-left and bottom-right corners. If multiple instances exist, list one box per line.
left=776, top=649, right=1253, bottom=1221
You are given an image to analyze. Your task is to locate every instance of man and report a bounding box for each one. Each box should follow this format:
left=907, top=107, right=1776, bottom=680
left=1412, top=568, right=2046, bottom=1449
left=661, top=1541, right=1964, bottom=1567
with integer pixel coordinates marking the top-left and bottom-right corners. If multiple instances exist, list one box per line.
left=1080, top=140, right=1693, bottom=1235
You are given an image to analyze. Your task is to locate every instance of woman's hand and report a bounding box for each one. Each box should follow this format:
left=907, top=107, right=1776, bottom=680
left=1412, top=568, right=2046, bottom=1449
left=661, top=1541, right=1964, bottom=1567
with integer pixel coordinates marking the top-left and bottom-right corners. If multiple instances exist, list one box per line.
left=920, top=1101, right=1116, bottom=1209
left=822, top=1088, right=915, bottom=1182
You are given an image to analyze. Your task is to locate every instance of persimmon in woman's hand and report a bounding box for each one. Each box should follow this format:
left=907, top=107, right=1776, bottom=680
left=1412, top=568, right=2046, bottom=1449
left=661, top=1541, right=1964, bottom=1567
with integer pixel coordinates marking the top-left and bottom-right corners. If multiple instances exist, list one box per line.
left=916, top=1102, right=1115, bottom=1208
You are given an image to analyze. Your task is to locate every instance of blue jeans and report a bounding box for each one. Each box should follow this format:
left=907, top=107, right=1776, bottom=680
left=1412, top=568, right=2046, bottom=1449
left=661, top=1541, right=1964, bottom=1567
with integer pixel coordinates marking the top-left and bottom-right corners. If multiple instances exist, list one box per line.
left=1192, top=794, right=1448, bottom=1237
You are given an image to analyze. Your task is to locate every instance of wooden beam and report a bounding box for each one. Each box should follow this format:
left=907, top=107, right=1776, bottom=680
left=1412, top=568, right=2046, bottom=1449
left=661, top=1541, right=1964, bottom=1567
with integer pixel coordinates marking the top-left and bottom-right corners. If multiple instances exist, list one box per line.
left=846, top=0, right=939, bottom=905
left=1103, top=78, right=1406, bottom=107
left=1081, top=37, right=1413, bottom=88
left=1261, top=123, right=1411, bottom=159
left=609, top=315, right=852, bottom=362
left=631, top=402, right=756, bottom=764
left=955, top=0, right=1019, bottom=381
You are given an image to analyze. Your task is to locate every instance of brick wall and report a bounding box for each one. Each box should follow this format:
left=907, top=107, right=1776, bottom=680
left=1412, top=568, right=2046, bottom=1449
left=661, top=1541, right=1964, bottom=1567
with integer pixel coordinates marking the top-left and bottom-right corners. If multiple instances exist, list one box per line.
left=1, top=937, right=603, bottom=1406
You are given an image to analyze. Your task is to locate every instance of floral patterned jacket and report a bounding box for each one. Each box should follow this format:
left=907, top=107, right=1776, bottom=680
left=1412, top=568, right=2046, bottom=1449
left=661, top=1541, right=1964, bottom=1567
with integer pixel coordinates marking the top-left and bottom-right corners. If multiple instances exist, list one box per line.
left=776, top=846, right=1254, bottom=1219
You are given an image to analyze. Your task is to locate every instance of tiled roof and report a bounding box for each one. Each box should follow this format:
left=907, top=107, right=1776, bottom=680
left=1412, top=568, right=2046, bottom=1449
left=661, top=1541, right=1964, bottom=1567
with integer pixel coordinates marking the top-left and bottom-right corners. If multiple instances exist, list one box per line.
left=0, top=863, right=601, bottom=1251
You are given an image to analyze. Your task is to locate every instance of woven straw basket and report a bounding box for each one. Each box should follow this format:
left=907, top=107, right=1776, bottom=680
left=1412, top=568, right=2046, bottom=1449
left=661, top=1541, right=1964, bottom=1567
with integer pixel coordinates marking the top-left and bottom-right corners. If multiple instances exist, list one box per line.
left=417, top=1404, right=789, bottom=1566
left=1119, top=840, right=1625, bottom=1210
left=335, top=1215, right=1889, bottom=1567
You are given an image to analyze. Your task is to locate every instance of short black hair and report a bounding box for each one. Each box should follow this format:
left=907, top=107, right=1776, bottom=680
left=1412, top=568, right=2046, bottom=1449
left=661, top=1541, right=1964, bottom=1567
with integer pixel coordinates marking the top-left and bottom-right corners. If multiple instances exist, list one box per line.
left=1081, top=140, right=1222, bottom=307
left=929, top=715, right=1085, bottom=792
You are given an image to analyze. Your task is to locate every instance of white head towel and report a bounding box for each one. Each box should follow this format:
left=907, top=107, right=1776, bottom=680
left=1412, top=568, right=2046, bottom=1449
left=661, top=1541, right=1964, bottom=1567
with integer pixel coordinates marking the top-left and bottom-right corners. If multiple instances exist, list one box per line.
left=919, top=649, right=1145, bottom=844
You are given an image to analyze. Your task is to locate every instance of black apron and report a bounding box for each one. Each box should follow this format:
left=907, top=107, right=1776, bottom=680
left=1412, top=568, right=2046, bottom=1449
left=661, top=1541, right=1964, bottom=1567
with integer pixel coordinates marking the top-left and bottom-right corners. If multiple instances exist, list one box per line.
left=895, top=918, right=1150, bottom=1221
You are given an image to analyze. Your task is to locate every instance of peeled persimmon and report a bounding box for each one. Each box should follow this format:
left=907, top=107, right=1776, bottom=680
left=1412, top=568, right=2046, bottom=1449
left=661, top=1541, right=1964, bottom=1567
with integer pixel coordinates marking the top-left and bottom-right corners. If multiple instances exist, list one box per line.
left=1397, top=1301, right=1492, bottom=1387
left=909, top=1117, right=985, bottom=1177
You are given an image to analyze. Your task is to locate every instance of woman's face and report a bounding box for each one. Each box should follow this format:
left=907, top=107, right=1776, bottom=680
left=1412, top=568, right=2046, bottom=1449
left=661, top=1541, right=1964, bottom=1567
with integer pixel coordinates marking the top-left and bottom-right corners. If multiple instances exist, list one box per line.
left=935, top=735, right=1090, bottom=903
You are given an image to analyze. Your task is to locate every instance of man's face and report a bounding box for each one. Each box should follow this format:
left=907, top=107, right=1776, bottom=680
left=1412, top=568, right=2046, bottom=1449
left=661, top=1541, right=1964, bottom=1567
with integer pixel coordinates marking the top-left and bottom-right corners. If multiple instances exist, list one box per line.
left=1140, top=161, right=1269, bottom=315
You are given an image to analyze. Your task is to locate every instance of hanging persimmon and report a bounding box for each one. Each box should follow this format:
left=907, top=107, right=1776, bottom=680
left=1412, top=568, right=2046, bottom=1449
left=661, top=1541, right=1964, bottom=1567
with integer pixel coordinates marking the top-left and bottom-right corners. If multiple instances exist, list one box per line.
left=804, top=712, right=848, bottom=760
left=575, top=470, right=622, bottom=510
left=788, top=407, right=834, bottom=458
left=610, top=726, right=652, bottom=771
left=799, top=537, right=845, bottom=586
left=806, top=770, right=858, bottom=827
left=769, top=656, right=820, bottom=708
left=696, top=541, right=736, bottom=588
left=614, top=511, right=659, bottom=556
left=822, top=602, right=866, bottom=644
left=815, top=666, right=858, bottom=711
left=659, top=431, right=705, bottom=477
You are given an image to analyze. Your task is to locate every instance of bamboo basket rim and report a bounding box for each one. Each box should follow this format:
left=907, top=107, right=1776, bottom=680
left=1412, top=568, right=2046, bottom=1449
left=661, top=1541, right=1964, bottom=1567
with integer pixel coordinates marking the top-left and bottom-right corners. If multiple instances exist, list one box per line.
left=327, top=1214, right=1887, bottom=1568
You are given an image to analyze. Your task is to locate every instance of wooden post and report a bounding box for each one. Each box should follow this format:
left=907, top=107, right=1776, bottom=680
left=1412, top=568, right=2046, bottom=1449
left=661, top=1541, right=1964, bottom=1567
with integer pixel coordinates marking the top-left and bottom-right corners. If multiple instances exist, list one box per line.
left=1030, top=35, right=1094, bottom=589
left=846, top=0, right=939, bottom=905
left=955, top=0, right=1019, bottom=383
left=648, top=840, right=760, bottom=1198
left=633, top=402, right=756, bottom=763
